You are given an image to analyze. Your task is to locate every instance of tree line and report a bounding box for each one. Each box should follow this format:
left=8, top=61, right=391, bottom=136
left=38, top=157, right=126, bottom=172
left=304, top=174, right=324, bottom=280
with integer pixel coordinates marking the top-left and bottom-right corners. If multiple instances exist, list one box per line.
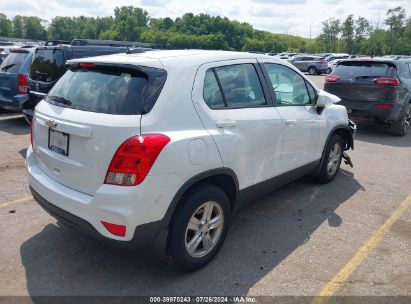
left=0, top=6, right=410, bottom=55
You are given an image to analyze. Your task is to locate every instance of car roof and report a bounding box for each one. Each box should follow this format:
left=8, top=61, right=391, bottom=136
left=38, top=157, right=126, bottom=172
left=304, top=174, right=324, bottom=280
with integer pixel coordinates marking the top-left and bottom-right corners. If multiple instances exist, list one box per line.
left=68, top=49, right=283, bottom=70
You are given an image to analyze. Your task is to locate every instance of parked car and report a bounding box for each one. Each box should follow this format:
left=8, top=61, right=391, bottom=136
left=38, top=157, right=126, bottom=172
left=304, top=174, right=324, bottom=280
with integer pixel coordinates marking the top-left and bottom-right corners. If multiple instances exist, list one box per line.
left=289, top=55, right=328, bottom=75
left=326, top=59, right=345, bottom=74
left=382, top=55, right=411, bottom=60
left=325, top=54, right=350, bottom=62
left=0, top=48, right=34, bottom=111
left=324, top=58, right=411, bottom=136
left=27, top=50, right=355, bottom=271
left=24, top=39, right=159, bottom=122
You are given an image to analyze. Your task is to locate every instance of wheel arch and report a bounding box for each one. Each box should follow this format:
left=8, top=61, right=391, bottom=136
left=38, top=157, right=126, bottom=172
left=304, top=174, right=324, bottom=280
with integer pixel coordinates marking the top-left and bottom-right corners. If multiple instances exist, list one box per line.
left=163, top=168, right=240, bottom=227
left=315, top=124, right=354, bottom=176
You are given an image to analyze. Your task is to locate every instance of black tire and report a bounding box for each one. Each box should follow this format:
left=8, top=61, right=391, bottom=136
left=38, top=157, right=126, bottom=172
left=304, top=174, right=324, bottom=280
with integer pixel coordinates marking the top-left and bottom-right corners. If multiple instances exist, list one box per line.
left=390, top=106, right=410, bottom=136
left=167, top=183, right=230, bottom=272
left=316, top=134, right=344, bottom=183
left=316, top=70, right=323, bottom=75
left=308, top=66, right=317, bottom=75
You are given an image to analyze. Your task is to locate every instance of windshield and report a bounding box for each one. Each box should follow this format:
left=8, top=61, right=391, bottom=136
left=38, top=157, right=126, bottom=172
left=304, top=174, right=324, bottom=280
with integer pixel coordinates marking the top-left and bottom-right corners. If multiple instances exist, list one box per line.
left=0, top=52, right=29, bottom=73
left=47, top=67, right=148, bottom=115
left=29, top=48, right=66, bottom=82
left=332, top=62, right=397, bottom=79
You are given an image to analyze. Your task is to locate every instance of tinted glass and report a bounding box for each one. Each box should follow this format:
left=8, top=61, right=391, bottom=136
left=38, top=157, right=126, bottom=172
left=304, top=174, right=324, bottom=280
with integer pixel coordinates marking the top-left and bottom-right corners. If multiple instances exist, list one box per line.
left=306, top=81, right=317, bottom=102
left=214, top=64, right=266, bottom=107
left=47, top=67, right=148, bottom=115
left=29, top=49, right=66, bottom=82
left=264, top=63, right=310, bottom=105
left=332, top=62, right=397, bottom=79
left=0, top=52, right=29, bottom=73
left=203, top=70, right=224, bottom=108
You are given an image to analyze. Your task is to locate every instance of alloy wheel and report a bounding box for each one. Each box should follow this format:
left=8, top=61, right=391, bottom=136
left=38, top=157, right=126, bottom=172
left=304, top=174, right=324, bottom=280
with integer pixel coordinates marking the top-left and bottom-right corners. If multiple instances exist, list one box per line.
left=184, top=201, right=224, bottom=258
left=327, top=143, right=342, bottom=176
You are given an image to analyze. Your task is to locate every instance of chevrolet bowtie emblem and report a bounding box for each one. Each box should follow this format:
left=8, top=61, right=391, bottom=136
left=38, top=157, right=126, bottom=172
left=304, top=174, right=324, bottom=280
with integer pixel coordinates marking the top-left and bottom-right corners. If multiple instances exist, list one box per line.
left=46, top=120, right=57, bottom=129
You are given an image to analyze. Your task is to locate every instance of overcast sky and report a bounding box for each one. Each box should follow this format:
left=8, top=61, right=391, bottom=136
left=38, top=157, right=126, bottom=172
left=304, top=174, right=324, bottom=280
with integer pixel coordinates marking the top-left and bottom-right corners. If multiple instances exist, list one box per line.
left=1, top=0, right=411, bottom=38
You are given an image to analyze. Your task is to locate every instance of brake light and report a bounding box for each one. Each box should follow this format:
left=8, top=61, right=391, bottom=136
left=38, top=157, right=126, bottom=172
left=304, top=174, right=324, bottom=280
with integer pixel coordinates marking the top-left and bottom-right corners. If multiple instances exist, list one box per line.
left=101, top=221, right=126, bottom=237
left=18, top=74, right=28, bottom=94
left=376, top=104, right=393, bottom=109
left=374, top=78, right=400, bottom=86
left=325, top=75, right=340, bottom=82
left=105, top=134, right=170, bottom=186
left=79, top=63, right=96, bottom=68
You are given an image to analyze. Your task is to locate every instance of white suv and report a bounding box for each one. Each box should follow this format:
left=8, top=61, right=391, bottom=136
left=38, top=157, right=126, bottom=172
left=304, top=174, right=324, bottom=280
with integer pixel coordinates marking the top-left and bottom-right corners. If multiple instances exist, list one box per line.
left=26, top=50, right=355, bottom=271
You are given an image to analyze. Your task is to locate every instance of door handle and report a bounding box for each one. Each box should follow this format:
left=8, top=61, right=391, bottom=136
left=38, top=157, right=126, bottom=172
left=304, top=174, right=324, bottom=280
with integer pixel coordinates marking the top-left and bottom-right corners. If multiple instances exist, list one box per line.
left=285, top=119, right=297, bottom=126
left=216, top=120, right=237, bottom=128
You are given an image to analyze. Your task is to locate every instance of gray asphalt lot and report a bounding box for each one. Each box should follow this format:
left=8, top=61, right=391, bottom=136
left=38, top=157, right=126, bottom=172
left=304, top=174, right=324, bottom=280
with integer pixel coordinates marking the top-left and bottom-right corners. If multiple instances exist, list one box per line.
left=0, top=76, right=410, bottom=300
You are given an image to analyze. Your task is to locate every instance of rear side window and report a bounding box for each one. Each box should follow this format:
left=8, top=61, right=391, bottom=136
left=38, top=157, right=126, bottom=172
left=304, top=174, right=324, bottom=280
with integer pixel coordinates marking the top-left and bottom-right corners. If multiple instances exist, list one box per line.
left=332, top=62, right=397, bottom=79
left=0, top=52, right=28, bottom=73
left=203, top=70, right=225, bottom=108
left=47, top=67, right=149, bottom=115
left=30, top=49, right=66, bottom=82
left=214, top=64, right=266, bottom=108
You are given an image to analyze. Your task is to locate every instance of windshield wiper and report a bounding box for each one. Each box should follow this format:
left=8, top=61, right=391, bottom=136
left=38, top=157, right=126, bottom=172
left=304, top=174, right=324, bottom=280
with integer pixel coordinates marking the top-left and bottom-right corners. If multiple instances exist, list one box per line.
left=355, top=75, right=382, bottom=79
left=48, top=95, right=73, bottom=106
left=1, top=63, right=16, bottom=71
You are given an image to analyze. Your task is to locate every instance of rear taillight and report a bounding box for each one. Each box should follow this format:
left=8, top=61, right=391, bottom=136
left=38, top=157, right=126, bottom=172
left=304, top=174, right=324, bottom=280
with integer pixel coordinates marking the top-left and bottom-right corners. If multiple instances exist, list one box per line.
left=374, top=78, right=400, bottom=86
left=376, top=104, right=393, bottom=109
left=325, top=75, right=340, bottom=83
left=18, top=74, right=28, bottom=94
left=104, top=134, right=170, bottom=186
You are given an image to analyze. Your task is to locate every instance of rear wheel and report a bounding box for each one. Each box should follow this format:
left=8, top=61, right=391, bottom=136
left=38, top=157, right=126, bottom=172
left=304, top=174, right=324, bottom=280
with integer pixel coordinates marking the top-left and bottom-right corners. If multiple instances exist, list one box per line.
left=316, top=134, right=344, bottom=183
left=390, top=106, right=410, bottom=136
left=308, top=67, right=317, bottom=75
left=167, top=184, right=230, bottom=272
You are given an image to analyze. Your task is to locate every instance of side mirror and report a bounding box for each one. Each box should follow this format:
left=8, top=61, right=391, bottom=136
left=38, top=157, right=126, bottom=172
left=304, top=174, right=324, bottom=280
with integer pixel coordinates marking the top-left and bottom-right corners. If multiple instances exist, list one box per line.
left=316, top=90, right=341, bottom=112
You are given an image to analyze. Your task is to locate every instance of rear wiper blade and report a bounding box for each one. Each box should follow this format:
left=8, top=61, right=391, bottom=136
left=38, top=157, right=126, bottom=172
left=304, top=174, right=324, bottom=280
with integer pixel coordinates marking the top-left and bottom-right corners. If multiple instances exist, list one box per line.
left=48, top=95, right=72, bottom=106
left=1, top=63, right=15, bottom=71
left=354, top=75, right=382, bottom=79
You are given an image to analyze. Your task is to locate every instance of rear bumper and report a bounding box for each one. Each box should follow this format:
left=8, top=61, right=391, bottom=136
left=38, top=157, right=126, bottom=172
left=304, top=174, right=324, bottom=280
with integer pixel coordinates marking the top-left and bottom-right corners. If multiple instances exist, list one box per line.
left=25, top=145, right=182, bottom=258
left=338, top=99, right=403, bottom=123
left=0, top=94, right=29, bottom=111
left=30, top=186, right=169, bottom=258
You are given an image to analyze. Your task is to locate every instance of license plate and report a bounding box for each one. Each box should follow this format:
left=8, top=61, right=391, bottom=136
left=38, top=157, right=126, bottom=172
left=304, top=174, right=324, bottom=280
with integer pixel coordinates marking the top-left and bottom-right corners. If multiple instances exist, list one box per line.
left=48, top=129, right=69, bottom=156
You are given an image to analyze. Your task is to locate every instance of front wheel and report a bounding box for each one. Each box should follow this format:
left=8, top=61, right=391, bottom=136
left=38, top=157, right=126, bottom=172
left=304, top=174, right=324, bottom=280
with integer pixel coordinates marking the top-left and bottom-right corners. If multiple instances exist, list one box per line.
left=167, top=184, right=230, bottom=272
left=316, top=134, right=344, bottom=183
left=308, top=67, right=317, bottom=75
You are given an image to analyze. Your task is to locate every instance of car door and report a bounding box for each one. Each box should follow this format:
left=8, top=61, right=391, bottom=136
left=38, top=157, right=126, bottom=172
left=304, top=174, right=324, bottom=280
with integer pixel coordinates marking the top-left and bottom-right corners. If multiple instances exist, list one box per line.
left=258, top=60, right=326, bottom=171
left=191, top=60, right=284, bottom=190
left=291, top=57, right=303, bottom=70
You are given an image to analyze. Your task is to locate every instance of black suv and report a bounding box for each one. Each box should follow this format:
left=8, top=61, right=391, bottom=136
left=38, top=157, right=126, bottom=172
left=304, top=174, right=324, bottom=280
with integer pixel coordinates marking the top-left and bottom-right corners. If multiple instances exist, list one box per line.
left=24, top=39, right=158, bottom=121
left=324, top=58, right=411, bottom=136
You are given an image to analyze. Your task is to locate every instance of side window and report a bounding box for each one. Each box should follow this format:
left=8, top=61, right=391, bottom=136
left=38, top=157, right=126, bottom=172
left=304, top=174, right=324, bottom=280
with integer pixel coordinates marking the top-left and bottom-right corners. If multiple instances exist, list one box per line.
left=306, top=81, right=317, bottom=103
left=263, top=63, right=311, bottom=106
left=214, top=64, right=266, bottom=108
left=203, top=70, right=225, bottom=108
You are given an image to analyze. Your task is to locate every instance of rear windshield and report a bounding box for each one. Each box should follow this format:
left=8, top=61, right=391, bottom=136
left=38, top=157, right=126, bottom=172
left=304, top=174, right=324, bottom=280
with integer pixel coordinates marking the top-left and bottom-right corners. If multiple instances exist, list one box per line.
left=46, top=66, right=148, bottom=115
left=332, top=62, right=397, bottom=79
left=0, top=52, right=29, bottom=73
left=29, top=48, right=66, bottom=82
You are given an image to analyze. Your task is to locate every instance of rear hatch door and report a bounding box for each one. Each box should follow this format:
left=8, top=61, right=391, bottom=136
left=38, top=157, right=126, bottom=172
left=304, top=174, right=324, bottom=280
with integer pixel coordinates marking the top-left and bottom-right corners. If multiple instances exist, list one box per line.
left=28, top=47, right=67, bottom=96
left=325, top=61, right=398, bottom=106
left=32, top=62, right=166, bottom=195
left=0, top=51, right=29, bottom=101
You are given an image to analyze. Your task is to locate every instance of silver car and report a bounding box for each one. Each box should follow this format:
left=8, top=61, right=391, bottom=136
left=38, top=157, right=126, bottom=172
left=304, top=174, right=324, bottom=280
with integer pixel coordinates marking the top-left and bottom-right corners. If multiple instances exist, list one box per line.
left=289, top=55, right=328, bottom=75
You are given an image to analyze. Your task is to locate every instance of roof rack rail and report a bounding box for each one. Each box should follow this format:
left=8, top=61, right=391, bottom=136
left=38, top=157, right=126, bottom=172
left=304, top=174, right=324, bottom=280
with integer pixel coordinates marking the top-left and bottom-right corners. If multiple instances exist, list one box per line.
left=45, top=40, right=71, bottom=46
left=126, top=47, right=159, bottom=54
left=70, top=39, right=160, bottom=49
